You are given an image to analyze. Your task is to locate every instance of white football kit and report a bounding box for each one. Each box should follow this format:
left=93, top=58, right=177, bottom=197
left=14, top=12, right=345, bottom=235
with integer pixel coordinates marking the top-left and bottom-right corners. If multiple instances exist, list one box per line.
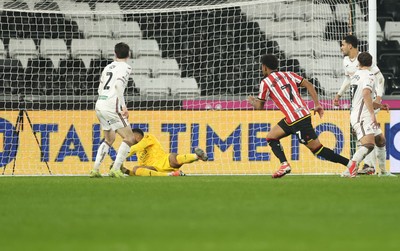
left=350, top=69, right=376, bottom=140
left=339, top=53, right=383, bottom=136
left=95, top=61, right=132, bottom=131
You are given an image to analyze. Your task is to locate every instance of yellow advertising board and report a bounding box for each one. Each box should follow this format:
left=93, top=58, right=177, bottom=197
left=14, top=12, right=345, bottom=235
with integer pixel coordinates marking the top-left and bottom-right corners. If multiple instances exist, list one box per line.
left=0, top=110, right=391, bottom=175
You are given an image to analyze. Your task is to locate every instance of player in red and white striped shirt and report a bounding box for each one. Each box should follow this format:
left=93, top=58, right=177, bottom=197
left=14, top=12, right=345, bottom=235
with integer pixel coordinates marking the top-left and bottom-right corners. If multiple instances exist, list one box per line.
left=248, top=54, right=351, bottom=178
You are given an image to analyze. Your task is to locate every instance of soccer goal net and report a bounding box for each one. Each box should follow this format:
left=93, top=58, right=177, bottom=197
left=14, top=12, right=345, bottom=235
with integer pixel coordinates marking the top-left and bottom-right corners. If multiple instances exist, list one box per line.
left=0, top=0, right=371, bottom=175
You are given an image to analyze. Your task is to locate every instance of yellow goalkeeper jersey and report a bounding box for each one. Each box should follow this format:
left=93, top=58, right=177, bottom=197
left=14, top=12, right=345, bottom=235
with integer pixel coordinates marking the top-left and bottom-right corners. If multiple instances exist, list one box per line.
left=127, top=134, right=168, bottom=166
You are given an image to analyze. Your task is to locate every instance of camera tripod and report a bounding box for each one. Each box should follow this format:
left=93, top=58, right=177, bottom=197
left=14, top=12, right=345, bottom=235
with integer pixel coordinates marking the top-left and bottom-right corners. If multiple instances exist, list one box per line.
left=2, top=96, right=52, bottom=175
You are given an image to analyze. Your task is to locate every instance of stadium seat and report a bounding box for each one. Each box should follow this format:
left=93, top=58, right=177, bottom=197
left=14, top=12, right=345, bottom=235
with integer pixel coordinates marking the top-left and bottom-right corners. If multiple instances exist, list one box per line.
left=8, top=38, right=38, bottom=68
left=112, top=21, right=142, bottom=39
left=276, top=3, right=306, bottom=21
left=355, top=21, right=384, bottom=41
left=152, top=58, right=181, bottom=77
left=94, top=3, right=123, bottom=20
left=324, top=21, right=349, bottom=40
left=88, top=38, right=117, bottom=59
left=130, top=75, right=149, bottom=94
left=312, top=75, right=343, bottom=95
left=385, top=21, right=400, bottom=40
left=134, top=39, right=161, bottom=58
left=296, top=57, right=334, bottom=77
left=2, top=0, right=30, bottom=10
left=256, top=20, right=296, bottom=39
left=393, top=38, right=400, bottom=47
left=240, top=2, right=278, bottom=20
left=23, top=0, right=35, bottom=10
left=314, top=39, right=341, bottom=58
left=39, top=39, right=68, bottom=67
left=296, top=21, right=326, bottom=40
left=134, top=77, right=170, bottom=97
left=76, top=19, right=113, bottom=38
left=0, top=58, right=24, bottom=94
left=335, top=4, right=363, bottom=22
left=71, top=39, right=101, bottom=69
left=60, top=2, right=93, bottom=21
left=304, top=3, right=333, bottom=21
left=166, top=77, right=200, bottom=98
left=274, top=38, right=314, bottom=58
left=34, top=0, right=60, bottom=11
left=128, top=58, right=151, bottom=77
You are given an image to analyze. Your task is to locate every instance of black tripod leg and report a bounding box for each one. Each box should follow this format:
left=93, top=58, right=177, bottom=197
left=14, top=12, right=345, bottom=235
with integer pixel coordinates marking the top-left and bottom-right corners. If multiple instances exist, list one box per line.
left=2, top=110, right=23, bottom=175
left=23, top=110, right=52, bottom=175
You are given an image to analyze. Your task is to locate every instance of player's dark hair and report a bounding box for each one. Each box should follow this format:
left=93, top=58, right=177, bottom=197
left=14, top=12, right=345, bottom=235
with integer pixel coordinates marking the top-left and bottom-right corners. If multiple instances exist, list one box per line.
left=261, top=54, right=279, bottom=70
left=358, top=52, right=372, bottom=67
left=343, top=35, right=358, bottom=48
left=114, top=42, right=130, bottom=59
left=132, top=128, right=144, bottom=136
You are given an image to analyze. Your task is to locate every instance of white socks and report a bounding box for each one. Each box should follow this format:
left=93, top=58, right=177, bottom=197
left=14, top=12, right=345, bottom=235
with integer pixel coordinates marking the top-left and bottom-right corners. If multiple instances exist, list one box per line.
left=362, top=145, right=387, bottom=173
left=363, top=147, right=376, bottom=167
left=352, top=146, right=373, bottom=164
left=112, top=141, right=131, bottom=171
left=93, top=142, right=110, bottom=171
left=376, top=146, right=387, bottom=173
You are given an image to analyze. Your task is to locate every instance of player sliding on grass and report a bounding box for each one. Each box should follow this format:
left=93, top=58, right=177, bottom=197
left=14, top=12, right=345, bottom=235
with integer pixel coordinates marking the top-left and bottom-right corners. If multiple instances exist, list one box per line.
left=248, top=54, right=351, bottom=178
left=334, top=35, right=394, bottom=176
left=116, top=128, right=208, bottom=177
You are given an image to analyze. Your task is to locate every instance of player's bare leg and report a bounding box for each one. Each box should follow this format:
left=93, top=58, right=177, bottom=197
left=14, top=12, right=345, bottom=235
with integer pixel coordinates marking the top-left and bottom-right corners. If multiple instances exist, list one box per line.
left=90, top=130, right=116, bottom=178
left=109, top=126, right=135, bottom=178
left=346, top=134, right=375, bottom=178
left=360, top=134, right=381, bottom=175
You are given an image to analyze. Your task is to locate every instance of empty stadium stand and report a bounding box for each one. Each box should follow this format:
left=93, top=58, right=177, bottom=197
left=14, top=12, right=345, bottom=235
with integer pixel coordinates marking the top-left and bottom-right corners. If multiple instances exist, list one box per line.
left=0, top=0, right=399, bottom=99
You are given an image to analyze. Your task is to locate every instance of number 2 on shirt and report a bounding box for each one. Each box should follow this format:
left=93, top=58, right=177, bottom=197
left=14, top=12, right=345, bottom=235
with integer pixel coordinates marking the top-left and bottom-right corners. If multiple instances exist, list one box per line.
left=104, top=72, right=113, bottom=90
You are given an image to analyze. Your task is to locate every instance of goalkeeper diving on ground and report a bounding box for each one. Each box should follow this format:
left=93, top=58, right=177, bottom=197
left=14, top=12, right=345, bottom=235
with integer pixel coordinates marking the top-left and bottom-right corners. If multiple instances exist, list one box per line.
left=110, top=128, right=208, bottom=177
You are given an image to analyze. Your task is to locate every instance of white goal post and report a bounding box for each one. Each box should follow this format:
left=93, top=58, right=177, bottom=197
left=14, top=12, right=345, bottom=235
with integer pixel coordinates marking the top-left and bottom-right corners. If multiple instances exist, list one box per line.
left=0, top=0, right=378, bottom=175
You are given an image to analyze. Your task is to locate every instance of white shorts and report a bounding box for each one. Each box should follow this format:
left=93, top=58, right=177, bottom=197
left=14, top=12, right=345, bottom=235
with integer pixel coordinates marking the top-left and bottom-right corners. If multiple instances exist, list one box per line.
left=95, top=108, right=129, bottom=131
left=351, top=117, right=376, bottom=141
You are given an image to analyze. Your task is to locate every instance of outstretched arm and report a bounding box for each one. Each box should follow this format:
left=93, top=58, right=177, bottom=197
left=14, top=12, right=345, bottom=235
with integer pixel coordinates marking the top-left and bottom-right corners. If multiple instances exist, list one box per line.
left=300, top=79, right=324, bottom=118
left=333, top=76, right=351, bottom=106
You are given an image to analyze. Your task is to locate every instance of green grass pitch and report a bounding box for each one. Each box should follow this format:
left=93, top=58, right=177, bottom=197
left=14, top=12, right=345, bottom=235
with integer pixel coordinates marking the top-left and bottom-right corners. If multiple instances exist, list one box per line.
left=0, top=175, right=399, bottom=251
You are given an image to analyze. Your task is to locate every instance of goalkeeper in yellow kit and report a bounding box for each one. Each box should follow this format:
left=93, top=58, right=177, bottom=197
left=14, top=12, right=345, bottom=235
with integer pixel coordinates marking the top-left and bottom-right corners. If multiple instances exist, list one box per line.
left=119, top=128, right=208, bottom=176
